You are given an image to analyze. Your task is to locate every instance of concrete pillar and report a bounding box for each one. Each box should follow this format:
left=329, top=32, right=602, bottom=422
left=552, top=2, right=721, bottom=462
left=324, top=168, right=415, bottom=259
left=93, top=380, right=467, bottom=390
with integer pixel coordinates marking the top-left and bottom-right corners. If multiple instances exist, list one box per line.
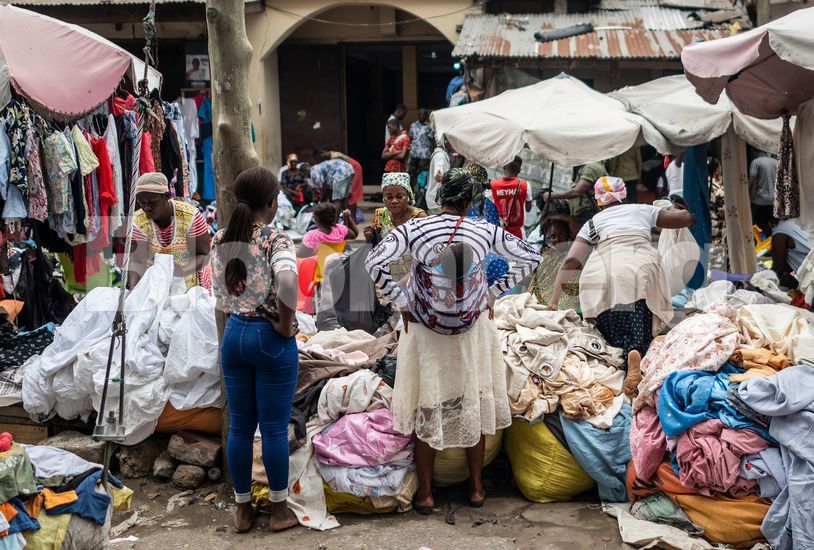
left=264, top=51, right=282, bottom=169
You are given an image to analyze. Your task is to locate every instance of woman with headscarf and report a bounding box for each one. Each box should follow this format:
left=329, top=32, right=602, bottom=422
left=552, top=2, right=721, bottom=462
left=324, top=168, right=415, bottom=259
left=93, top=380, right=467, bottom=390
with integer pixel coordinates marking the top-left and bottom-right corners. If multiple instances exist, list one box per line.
left=529, top=217, right=581, bottom=312
left=364, top=172, right=427, bottom=285
left=548, top=176, right=693, bottom=379
left=462, top=162, right=510, bottom=286
left=366, top=168, right=541, bottom=512
left=129, top=172, right=211, bottom=289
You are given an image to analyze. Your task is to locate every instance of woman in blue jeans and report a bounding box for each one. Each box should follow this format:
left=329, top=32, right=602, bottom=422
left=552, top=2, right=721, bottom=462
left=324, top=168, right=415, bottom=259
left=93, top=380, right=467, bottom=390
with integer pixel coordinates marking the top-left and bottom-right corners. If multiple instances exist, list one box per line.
left=210, top=167, right=300, bottom=533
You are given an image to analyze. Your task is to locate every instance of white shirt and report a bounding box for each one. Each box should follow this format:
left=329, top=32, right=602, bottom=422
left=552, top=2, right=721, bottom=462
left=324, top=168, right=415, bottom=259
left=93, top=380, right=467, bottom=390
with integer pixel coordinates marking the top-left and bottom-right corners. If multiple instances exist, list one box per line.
left=665, top=161, right=683, bottom=196
left=577, top=203, right=660, bottom=242
left=426, top=147, right=450, bottom=211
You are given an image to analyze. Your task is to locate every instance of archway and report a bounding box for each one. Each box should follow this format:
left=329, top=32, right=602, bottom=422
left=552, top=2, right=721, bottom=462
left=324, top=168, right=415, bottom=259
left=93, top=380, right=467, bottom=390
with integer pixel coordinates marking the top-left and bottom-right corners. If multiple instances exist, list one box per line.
left=245, top=0, right=472, bottom=171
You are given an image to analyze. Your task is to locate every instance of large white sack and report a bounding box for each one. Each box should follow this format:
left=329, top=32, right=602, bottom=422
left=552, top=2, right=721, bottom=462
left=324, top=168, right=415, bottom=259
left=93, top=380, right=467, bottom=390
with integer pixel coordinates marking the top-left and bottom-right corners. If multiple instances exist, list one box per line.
left=164, top=286, right=221, bottom=410
left=655, top=200, right=700, bottom=296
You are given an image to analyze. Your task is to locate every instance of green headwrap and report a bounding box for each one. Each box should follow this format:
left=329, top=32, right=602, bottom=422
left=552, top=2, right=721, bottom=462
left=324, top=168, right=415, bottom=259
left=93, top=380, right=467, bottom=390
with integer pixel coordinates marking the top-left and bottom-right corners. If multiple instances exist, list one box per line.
left=437, top=167, right=482, bottom=209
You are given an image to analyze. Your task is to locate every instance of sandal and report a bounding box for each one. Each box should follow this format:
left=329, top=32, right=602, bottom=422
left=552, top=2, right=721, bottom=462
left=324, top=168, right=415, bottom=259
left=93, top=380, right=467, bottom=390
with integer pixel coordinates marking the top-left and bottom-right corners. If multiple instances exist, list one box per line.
left=413, top=496, right=435, bottom=515
left=233, top=504, right=257, bottom=534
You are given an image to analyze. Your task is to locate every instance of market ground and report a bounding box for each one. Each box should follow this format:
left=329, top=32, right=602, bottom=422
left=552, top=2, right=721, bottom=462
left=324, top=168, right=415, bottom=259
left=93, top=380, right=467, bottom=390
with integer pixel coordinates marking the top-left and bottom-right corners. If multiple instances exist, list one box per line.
left=112, top=479, right=627, bottom=550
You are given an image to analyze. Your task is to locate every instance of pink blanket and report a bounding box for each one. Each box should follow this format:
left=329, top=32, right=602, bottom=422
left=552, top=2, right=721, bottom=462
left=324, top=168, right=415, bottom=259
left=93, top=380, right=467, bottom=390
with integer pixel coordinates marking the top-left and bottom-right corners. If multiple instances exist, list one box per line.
left=313, top=408, right=413, bottom=467
left=675, top=419, right=768, bottom=497
left=630, top=405, right=666, bottom=481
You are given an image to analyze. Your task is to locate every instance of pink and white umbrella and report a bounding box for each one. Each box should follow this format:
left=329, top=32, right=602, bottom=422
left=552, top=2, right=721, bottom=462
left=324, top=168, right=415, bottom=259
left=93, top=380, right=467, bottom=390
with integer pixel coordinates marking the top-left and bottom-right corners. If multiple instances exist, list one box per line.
left=0, top=4, right=161, bottom=118
left=681, top=7, right=814, bottom=120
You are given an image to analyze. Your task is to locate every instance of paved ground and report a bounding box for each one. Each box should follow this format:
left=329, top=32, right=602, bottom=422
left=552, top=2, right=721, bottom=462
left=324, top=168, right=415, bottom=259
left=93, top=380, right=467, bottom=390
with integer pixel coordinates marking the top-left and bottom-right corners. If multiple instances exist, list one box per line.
left=111, top=478, right=625, bottom=550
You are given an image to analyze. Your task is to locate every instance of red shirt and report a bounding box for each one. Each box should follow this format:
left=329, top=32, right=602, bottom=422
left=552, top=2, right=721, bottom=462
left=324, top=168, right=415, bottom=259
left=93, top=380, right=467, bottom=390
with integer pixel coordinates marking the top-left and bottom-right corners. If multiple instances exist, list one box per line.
left=491, top=177, right=529, bottom=238
left=384, top=132, right=410, bottom=173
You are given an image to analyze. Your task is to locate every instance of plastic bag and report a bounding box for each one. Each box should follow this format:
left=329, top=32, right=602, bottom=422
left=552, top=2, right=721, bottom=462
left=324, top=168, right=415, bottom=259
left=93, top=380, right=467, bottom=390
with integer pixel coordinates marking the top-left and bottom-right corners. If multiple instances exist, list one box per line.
left=655, top=200, right=700, bottom=296
left=327, top=245, right=392, bottom=335
left=504, top=418, right=594, bottom=503
left=433, top=431, right=503, bottom=486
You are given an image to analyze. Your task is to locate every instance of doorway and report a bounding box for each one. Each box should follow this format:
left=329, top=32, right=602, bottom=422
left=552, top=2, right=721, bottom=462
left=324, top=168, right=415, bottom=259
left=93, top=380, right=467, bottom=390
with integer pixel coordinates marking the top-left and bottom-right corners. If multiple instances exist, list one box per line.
left=343, top=44, right=403, bottom=183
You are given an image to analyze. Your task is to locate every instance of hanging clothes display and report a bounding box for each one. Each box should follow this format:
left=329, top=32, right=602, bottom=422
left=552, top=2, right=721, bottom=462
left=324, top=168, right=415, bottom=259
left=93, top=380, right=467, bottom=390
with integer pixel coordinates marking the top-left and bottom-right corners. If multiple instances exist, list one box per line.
left=774, top=114, right=800, bottom=220
left=682, top=143, right=711, bottom=289
left=103, top=113, right=124, bottom=236
left=198, top=96, right=215, bottom=202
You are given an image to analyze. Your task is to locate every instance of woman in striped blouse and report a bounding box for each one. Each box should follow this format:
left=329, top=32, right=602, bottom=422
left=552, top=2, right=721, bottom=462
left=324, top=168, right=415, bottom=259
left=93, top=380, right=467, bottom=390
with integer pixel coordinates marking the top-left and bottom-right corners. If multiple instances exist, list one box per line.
left=366, top=168, right=542, bottom=513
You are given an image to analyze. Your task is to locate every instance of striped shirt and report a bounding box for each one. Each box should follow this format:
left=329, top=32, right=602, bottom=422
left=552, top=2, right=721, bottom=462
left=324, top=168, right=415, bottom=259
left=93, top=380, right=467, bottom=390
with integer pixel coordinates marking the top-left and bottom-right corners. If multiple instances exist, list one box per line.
left=132, top=205, right=211, bottom=288
left=366, top=213, right=542, bottom=335
left=749, top=156, right=778, bottom=206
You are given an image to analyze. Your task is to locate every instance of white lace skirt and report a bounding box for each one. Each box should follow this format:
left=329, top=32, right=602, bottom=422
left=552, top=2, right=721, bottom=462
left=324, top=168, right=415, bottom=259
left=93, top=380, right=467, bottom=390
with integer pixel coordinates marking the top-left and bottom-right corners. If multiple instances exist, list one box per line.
left=393, top=314, right=511, bottom=451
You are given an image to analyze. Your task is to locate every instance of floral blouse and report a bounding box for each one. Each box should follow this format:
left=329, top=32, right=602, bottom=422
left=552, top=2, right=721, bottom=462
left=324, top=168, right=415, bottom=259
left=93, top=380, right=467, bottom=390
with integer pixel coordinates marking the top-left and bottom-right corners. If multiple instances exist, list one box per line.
left=210, top=224, right=297, bottom=316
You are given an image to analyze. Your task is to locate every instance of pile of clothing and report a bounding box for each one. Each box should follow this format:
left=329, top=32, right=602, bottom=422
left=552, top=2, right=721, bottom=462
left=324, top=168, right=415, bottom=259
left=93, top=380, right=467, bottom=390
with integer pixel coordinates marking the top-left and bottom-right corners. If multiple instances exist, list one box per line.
left=498, top=294, right=628, bottom=427
left=0, top=322, right=54, bottom=406
left=495, top=293, right=634, bottom=502
left=312, top=372, right=416, bottom=515
left=622, top=301, right=814, bottom=549
left=1, top=90, right=200, bottom=288
left=19, top=254, right=221, bottom=445
left=1, top=243, right=75, bottom=331
left=251, top=327, right=416, bottom=530
left=0, top=438, right=131, bottom=549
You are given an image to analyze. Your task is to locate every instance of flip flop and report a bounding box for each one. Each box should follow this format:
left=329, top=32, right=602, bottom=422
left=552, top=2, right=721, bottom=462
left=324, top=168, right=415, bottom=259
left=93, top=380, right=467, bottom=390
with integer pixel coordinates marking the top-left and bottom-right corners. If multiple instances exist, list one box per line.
left=233, top=506, right=258, bottom=534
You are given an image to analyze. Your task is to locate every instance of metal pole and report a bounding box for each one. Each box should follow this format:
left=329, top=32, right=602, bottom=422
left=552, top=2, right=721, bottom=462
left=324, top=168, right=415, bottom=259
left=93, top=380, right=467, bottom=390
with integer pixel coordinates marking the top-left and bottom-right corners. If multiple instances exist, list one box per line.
left=540, top=162, right=555, bottom=249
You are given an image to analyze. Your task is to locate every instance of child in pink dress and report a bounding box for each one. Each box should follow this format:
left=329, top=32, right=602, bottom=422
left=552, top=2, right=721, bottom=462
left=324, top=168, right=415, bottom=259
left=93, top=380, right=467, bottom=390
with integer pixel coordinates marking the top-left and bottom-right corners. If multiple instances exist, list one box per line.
left=299, top=202, right=359, bottom=257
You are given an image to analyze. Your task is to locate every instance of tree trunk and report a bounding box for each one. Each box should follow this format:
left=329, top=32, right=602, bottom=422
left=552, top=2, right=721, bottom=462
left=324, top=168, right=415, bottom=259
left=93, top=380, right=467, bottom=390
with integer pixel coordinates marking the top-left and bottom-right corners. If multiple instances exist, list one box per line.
left=205, top=0, right=259, bottom=488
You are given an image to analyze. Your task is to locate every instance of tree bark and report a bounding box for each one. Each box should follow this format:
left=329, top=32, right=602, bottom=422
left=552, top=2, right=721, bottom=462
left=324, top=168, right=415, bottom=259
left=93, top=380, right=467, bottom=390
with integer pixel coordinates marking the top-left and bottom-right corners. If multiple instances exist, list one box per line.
left=205, top=0, right=259, bottom=488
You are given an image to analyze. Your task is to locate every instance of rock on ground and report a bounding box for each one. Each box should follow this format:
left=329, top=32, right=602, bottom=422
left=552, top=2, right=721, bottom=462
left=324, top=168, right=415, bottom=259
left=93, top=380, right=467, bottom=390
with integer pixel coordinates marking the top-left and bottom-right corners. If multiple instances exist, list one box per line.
left=172, top=465, right=206, bottom=490
left=168, top=431, right=221, bottom=468
left=41, top=431, right=106, bottom=464
left=153, top=451, right=177, bottom=479
left=117, top=437, right=167, bottom=478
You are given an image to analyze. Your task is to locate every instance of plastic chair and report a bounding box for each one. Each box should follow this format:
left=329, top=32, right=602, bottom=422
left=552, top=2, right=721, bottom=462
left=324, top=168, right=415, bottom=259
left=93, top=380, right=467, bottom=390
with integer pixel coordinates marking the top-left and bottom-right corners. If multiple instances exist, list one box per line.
left=297, top=256, right=318, bottom=314
left=315, top=241, right=347, bottom=283
left=753, top=224, right=772, bottom=257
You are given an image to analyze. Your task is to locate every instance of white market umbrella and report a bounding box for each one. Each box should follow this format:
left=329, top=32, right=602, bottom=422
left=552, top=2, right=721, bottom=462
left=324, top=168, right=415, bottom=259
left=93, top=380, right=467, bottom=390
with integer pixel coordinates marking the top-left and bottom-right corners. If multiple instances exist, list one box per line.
left=431, top=73, right=675, bottom=168
left=609, top=74, right=783, bottom=153
left=681, top=7, right=814, bottom=119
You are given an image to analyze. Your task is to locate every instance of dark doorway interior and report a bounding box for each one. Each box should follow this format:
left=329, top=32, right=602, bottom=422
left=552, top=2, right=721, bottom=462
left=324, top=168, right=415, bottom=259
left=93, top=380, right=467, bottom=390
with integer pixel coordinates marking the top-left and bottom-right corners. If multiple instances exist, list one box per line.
left=278, top=45, right=343, bottom=164
left=417, top=44, right=456, bottom=110
left=343, top=45, right=403, bottom=184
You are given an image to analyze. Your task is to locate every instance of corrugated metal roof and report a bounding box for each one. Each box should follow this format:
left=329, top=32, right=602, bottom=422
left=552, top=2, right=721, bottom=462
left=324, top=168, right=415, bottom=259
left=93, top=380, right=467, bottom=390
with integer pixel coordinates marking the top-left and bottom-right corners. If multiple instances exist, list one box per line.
left=453, top=10, right=740, bottom=60
left=6, top=0, right=206, bottom=5
left=599, top=0, right=737, bottom=9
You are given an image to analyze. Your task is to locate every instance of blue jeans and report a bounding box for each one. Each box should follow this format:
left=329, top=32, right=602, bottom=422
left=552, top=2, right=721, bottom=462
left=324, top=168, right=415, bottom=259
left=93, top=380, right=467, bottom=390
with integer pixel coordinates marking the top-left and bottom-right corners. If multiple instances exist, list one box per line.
left=221, top=314, right=298, bottom=501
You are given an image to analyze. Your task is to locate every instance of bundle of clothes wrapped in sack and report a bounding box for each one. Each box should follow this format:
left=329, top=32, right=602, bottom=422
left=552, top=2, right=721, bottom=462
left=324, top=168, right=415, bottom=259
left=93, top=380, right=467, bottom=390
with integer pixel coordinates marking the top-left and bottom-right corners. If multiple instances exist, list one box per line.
left=243, top=277, right=813, bottom=550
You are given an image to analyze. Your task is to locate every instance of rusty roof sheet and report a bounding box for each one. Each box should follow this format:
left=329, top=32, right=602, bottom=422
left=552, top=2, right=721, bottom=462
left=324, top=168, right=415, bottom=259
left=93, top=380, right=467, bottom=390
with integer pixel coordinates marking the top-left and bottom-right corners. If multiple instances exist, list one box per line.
left=6, top=0, right=207, bottom=4
left=453, top=10, right=739, bottom=60
left=599, top=0, right=738, bottom=9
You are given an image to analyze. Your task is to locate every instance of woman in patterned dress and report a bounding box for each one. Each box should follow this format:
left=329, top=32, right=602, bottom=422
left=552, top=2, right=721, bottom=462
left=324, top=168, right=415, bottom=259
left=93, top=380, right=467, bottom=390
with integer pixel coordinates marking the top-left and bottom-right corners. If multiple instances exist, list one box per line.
left=366, top=168, right=542, bottom=513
